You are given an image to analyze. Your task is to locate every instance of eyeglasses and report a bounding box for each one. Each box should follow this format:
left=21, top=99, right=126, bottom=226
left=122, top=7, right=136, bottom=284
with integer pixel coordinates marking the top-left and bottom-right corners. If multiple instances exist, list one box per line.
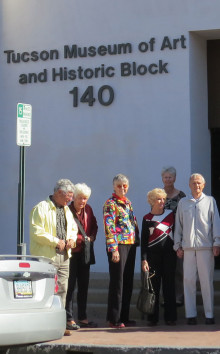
left=116, top=184, right=128, bottom=189
left=62, top=191, right=74, bottom=200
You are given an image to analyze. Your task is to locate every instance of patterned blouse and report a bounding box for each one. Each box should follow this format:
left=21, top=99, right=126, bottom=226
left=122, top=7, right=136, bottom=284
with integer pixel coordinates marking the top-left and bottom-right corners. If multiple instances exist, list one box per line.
left=103, top=193, right=138, bottom=252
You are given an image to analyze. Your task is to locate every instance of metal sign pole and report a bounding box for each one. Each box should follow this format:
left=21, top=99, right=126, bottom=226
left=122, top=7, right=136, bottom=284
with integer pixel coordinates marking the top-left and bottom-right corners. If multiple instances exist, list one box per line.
left=17, top=146, right=26, bottom=255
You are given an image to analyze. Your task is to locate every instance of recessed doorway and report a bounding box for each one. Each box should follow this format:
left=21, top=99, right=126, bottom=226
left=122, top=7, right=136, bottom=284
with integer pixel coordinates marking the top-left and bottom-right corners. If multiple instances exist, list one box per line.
left=207, top=39, right=220, bottom=268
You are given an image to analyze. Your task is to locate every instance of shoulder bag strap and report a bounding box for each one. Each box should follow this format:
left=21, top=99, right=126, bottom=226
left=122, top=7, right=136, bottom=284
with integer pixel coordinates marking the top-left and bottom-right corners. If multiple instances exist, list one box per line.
left=72, top=210, right=88, bottom=240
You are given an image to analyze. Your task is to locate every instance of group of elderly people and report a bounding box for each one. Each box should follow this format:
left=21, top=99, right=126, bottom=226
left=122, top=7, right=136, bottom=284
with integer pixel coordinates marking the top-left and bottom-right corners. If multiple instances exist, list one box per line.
left=103, top=169, right=220, bottom=328
left=30, top=167, right=220, bottom=335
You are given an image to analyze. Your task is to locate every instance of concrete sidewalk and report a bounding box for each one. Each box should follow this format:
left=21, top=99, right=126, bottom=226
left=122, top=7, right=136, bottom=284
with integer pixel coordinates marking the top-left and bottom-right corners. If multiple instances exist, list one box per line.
left=28, top=317, right=220, bottom=354
left=50, top=318, right=220, bottom=348
left=3, top=318, right=220, bottom=354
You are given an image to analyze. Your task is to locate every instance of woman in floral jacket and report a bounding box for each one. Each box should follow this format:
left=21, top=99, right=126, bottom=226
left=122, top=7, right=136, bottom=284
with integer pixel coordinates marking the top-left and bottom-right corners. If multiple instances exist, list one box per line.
left=103, top=173, right=139, bottom=329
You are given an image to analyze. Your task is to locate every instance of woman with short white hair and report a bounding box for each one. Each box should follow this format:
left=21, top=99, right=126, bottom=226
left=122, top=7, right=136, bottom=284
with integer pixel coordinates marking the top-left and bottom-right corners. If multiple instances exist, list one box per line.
left=103, top=173, right=139, bottom=329
left=141, top=188, right=177, bottom=326
left=161, top=166, right=185, bottom=213
left=65, top=183, right=98, bottom=330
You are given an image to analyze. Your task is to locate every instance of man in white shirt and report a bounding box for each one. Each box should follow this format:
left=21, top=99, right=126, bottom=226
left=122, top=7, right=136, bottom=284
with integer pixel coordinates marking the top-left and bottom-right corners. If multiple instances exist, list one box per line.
left=174, top=173, right=220, bottom=325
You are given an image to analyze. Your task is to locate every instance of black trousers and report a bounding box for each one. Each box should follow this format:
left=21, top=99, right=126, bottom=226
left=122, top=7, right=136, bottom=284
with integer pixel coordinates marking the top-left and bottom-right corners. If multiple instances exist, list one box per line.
left=65, top=252, right=90, bottom=321
left=147, top=243, right=177, bottom=323
left=107, top=244, right=136, bottom=324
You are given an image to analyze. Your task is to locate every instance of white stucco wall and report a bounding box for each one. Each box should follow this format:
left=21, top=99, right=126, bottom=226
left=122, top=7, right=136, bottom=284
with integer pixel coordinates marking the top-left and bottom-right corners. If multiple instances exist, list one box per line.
left=1, top=0, right=220, bottom=271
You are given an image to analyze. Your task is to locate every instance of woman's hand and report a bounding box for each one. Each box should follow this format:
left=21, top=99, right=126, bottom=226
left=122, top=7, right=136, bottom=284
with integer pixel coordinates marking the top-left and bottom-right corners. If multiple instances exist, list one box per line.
left=141, top=260, right=149, bottom=272
left=177, top=247, right=184, bottom=258
left=213, top=246, right=220, bottom=257
left=112, top=250, right=120, bottom=263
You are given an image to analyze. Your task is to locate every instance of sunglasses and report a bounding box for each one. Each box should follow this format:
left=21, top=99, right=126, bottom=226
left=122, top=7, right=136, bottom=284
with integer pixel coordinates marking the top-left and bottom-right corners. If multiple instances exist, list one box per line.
left=116, top=184, right=128, bottom=189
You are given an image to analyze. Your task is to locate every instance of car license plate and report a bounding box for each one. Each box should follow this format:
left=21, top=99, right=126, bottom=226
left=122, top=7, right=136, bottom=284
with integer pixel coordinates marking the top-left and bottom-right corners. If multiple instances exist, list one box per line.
left=14, top=280, right=33, bottom=298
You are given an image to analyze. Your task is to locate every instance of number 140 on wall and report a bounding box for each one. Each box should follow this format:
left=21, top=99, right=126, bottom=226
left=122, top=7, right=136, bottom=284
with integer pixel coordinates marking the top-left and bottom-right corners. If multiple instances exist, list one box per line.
left=69, top=85, right=114, bottom=107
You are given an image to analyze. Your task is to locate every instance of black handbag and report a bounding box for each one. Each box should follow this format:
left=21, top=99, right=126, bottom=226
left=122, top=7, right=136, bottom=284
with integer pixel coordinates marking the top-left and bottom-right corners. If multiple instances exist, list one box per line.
left=137, top=271, right=156, bottom=315
left=72, top=213, right=96, bottom=266
left=83, top=235, right=91, bottom=265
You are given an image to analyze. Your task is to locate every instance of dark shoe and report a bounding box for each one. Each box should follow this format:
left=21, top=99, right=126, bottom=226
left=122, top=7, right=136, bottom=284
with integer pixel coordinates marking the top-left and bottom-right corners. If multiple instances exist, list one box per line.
left=166, top=321, right=176, bottom=326
left=64, top=329, right=72, bottom=336
left=78, top=321, right=98, bottom=328
left=123, top=320, right=136, bottom=327
left=205, top=318, right=215, bottom=325
left=148, top=321, right=157, bottom=327
left=109, top=322, right=125, bottom=329
left=66, top=323, right=80, bottom=330
left=187, top=317, right=197, bottom=325
left=176, top=301, right=184, bottom=307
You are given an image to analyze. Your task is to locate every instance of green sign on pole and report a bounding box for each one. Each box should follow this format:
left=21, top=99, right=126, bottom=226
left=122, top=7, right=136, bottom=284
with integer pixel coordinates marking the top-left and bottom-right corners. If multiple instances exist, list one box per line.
left=17, top=103, right=32, bottom=147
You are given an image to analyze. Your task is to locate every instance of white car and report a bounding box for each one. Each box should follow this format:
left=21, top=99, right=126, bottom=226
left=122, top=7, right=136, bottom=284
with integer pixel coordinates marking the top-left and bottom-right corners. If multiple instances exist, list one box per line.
left=0, top=255, right=66, bottom=346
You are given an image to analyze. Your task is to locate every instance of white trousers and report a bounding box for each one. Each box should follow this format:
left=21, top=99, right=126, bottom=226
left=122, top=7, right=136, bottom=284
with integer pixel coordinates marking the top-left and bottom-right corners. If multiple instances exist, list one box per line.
left=183, top=249, right=214, bottom=319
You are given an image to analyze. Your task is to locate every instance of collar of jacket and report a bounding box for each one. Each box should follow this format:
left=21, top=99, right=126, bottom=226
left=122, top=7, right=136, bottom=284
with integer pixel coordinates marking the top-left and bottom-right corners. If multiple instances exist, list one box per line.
left=189, top=192, right=205, bottom=202
left=112, top=193, right=130, bottom=205
left=46, top=196, right=68, bottom=211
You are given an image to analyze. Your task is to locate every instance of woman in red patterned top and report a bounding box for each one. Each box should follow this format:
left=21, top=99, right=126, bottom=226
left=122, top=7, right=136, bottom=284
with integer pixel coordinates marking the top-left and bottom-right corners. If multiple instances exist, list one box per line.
left=141, top=188, right=177, bottom=326
left=103, top=173, right=139, bottom=329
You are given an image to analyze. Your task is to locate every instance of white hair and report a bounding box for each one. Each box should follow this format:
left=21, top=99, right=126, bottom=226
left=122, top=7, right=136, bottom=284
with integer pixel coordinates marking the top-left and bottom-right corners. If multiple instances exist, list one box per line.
left=161, top=166, right=176, bottom=177
left=74, top=183, right=91, bottom=199
left=190, top=173, right=206, bottom=184
left=113, top=173, right=129, bottom=186
left=54, top=179, right=75, bottom=193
